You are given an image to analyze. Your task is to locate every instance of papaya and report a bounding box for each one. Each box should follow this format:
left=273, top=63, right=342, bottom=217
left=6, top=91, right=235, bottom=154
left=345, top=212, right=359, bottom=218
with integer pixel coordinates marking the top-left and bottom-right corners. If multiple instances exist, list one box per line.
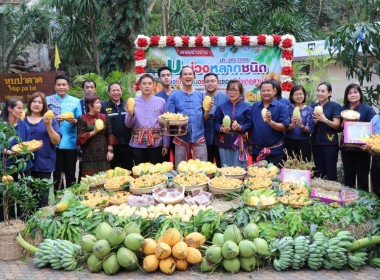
left=44, top=110, right=54, bottom=120
left=95, top=119, right=104, bottom=130
left=293, top=107, right=301, bottom=118
left=127, top=98, right=135, bottom=114
left=203, top=96, right=212, bottom=111
left=54, top=190, right=75, bottom=212
left=59, top=111, right=74, bottom=119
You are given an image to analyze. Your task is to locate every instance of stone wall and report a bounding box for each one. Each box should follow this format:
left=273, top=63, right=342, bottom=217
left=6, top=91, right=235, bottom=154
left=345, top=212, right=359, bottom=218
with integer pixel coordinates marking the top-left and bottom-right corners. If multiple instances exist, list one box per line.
left=8, top=43, right=51, bottom=73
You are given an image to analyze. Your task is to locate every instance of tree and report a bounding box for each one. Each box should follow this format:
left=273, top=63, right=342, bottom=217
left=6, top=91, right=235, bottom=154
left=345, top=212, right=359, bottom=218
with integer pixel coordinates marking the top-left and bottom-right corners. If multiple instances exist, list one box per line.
left=326, top=0, right=380, bottom=107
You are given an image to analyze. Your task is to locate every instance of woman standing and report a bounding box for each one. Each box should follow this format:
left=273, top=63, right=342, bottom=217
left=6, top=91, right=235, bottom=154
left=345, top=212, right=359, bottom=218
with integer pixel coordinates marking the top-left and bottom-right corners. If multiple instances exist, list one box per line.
left=125, top=74, right=169, bottom=165
left=76, top=95, right=117, bottom=177
left=311, top=82, right=341, bottom=181
left=25, top=92, right=61, bottom=207
left=285, top=85, right=314, bottom=161
left=340, top=84, right=376, bottom=190
left=214, top=80, right=252, bottom=168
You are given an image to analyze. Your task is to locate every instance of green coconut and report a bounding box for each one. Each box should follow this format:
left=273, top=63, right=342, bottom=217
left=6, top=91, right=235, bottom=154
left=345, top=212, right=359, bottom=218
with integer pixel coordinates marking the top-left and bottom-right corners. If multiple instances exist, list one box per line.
left=116, top=247, right=138, bottom=270
left=224, top=225, right=242, bottom=244
left=107, top=227, right=126, bottom=246
left=103, top=253, right=120, bottom=275
left=223, top=258, right=240, bottom=273
left=243, top=223, right=260, bottom=241
left=253, top=238, right=268, bottom=256
left=200, top=257, right=218, bottom=272
left=240, top=256, right=256, bottom=272
left=212, top=233, right=224, bottom=246
left=205, top=245, right=223, bottom=264
left=124, top=222, right=140, bottom=236
left=93, top=239, right=111, bottom=260
left=238, top=240, right=256, bottom=257
left=87, top=253, right=103, bottom=273
left=95, top=222, right=113, bottom=240
left=222, top=240, right=239, bottom=260
left=124, top=233, right=144, bottom=251
left=80, top=234, right=97, bottom=253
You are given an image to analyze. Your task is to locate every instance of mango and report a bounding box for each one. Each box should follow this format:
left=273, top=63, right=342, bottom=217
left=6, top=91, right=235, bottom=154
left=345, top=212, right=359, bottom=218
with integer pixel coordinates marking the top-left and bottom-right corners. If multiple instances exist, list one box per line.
left=293, top=107, right=301, bottom=118
left=203, top=95, right=212, bottom=111
left=60, top=111, right=74, bottom=119
left=127, top=98, right=135, bottom=114
left=20, top=109, right=27, bottom=121
left=261, top=108, right=267, bottom=122
left=314, top=105, right=323, bottom=114
left=95, top=119, right=104, bottom=130
left=44, top=110, right=54, bottom=120
left=223, top=115, right=231, bottom=127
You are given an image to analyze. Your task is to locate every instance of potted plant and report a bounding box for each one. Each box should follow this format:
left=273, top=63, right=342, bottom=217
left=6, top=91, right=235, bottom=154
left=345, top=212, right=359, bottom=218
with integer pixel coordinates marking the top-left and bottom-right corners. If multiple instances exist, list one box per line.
left=0, top=120, right=52, bottom=260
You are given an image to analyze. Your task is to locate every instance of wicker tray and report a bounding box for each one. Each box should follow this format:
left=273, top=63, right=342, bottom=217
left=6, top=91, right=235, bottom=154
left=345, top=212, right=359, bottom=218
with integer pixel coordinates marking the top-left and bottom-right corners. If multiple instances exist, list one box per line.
left=173, top=180, right=209, bottom=192
left=89, top=183, right=105, bottom=192
left=244, top=201, right=278, bottom=209
left=208, top=182, right=242, bottom=194
left=159, top=117, right=189, bottom=137
left=223, top=172, right=247, bottom=180
left=130, top=180, right=168, bottom=194
left=158, top=117, right=188, bottom=126
left=156, top=198, right=184, bottom=205
left=11, top=140, right=43, bottom=154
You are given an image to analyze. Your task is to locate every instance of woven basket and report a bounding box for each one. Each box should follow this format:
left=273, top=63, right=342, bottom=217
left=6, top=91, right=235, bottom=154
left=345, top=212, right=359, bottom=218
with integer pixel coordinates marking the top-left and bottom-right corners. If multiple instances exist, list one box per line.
left=156, top=198, right=184, bottom=205
left=173, top=180, right=209, bottom=192
left=223, top=172, right=247, bottom=180
left=158, top=117, right=188, bottom=126
left=0, top=226, right=25, bottom=260
left=11, top=140, right=43, bottom=154
left=89, top=183, right=105, bottom=192
left=130, top=180, right=168, bottom=194
left=208, top=182, right=242, bottom=194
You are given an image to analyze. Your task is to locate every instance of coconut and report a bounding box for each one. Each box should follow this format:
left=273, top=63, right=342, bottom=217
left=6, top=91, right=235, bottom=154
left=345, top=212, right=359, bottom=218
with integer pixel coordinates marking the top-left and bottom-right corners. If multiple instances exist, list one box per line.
left=222, top=241, right=239, bottom=259
left=103, top=253, right=120, bottom=275
left=107, top=227, right=126, bottom=246
left=142, top=238, right=157, bottom=255
left=80, top=234, right=97, bottom=253
left=205, top=245, right=222, bottom=264
left=240, top=256, right=256, bottom=272
left=175, top=259, right=189, bottom=271
left=172, top=241, right=189, bottom=260
left=116, top=247, right=137, bottom=269
left=212, top=233, right=224, bottom=246
left=93, top=240, right=111, bottom=259
left=159, top=256, right=176, bottom=275
left=253, top=238, right=268, bottom=256
left=200, top=256, right=217, bottom=272
left=223, top=258, right=240, bottom=273
left=143, top=254, right=160, bottom=272
left=124, top=233, right=144, bottom=251
left=95, top=222, right=112, bottom=240
left=87, top=253, right=103, bottom=273
left=155, top=242, right=172, bottom=259
left=224, top=225, right=242, bottom=244
left=163, top=228, right=181, bottom=246
left=238, top=240, right=256, bottom=257
left=243, top=223, right=260, bottom=241
left=124, top=222, right=141, bottom=236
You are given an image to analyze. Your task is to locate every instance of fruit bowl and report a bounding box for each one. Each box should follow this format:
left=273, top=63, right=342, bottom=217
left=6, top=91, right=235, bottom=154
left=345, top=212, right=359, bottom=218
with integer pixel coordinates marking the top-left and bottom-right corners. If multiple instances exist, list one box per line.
left=11, top=140, right=43, bottom=154
left=341, top=110, right=360, bottom=120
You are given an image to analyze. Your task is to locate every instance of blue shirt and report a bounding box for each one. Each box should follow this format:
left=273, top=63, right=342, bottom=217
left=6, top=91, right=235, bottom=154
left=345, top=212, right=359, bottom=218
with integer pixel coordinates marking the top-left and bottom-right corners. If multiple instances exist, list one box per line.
left=251, top=99, right=290, bottom=155
left=46, top=93, right=81, bottom=149
left=167, top=89, right=205, bottom=143
left=155, top=90, right=171, bottom=103
left=341, top=103, right=376, bottom=122
left=204, top=92, right=229, bottom=145
left=214, top=100, right=252, bottom=149
left=286, top=105, right=314, bottom=140
left=371, top=113, right=380, bottom=134
left=25, top=118, right=62, bottom=172
left=277, top=98, right=291, bottom=107
left=310, top=101, right=341, bottom=146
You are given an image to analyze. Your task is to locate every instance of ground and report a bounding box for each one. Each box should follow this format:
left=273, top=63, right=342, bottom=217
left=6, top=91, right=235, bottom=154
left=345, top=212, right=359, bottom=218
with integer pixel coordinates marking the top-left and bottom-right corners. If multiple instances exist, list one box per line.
left=0, top=260, right=379, bottom=280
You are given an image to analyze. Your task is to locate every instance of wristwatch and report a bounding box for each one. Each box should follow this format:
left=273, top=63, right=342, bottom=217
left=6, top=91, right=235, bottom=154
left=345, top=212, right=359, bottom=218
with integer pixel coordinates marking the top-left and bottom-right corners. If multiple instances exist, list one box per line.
left=326, top=120, right=329, bottom=125
left=108, top=149, right=114, bottom=153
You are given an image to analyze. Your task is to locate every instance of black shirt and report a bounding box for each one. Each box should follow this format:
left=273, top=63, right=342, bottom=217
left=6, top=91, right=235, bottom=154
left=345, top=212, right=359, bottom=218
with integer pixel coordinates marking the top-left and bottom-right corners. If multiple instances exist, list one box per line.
left=101, top=99, right=131, bottom=145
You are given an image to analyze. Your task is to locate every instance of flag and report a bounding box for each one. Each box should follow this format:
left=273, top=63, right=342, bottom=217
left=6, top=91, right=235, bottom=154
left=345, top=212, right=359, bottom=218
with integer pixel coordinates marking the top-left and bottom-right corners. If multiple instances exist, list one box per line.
left=54, top=44, right=61, bottom=69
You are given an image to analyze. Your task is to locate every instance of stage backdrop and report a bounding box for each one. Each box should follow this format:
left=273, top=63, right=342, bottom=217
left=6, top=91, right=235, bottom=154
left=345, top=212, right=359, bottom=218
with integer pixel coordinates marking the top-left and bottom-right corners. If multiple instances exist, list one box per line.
left=134, top=35, right=295, bottom=102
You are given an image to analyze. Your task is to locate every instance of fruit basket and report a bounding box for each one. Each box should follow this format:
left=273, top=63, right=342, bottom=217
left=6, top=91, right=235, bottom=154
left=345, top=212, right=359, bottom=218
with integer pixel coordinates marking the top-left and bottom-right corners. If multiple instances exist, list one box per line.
left=108, top=192, right=132, bottom=205
left=173, top=173, right=210, bottom=192
left=244, top=177, right=272, bottom=190
left=247, top=165, right=278, bottom=178
left=217, top=167, right=246, bottom=180
left=158, top=113, right=188, bottom=136
left=368, top=134, right=380, bottom=156
left=129, top=173, right=168, bottom=194
left=104, top=176, right=135, bottom=191
left=11, top=140, right=43, bottom=154
left=341, top=110, right=360, bottom=120
left=208, top=176, right=243, bottom=194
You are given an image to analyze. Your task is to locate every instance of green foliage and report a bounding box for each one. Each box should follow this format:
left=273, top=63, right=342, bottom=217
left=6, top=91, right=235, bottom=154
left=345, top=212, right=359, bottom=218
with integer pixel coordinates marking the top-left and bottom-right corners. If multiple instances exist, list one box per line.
left=292, top=48, right=340, bottom=105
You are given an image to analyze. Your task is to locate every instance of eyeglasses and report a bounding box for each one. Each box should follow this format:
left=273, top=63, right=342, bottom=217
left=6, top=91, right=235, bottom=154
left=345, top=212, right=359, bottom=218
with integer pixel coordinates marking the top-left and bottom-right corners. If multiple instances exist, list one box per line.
left=293, top=93, right=304, bottom=97
left=205, top=80, right=218, bottom=84
left=228, top=90, right=240, bottom=93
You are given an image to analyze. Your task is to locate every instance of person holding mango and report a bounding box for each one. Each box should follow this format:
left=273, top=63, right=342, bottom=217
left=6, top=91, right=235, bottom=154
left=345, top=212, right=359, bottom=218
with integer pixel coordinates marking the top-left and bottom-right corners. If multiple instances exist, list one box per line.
left=76, top=94, right=117, bottom=177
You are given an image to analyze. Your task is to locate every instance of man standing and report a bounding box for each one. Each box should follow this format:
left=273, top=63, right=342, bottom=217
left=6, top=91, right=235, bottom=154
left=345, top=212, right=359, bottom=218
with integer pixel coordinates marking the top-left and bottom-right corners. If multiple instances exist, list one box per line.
left=203, top=73, right=228, bottom=167
left=101, top=82, right=133, bottom=170
left=79, top=79, right=97, bottom=114
left=155, top=66, right=173, bottom=103
left=249, top=80, right=289, bottom=167
left=167, top=66, right=208, bottom=168
left=46, top=74, right=81, bottom=191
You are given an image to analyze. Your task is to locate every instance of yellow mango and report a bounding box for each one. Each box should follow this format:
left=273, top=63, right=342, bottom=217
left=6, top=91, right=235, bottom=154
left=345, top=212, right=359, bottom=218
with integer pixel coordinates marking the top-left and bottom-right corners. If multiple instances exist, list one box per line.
left=127, top=98, right=135, bottom=114
left=293, top=107, right=301, bottom=118
left=314, top=106, right=323, bottom=114
left=95, top=119, right=104, bottom=130
left=60, top=111, right=74, bottom=119
left=44, top=110, right=54, bottom=120
left=20, top=109, right=27, bottom=121
left=261, top=108, right=267, bottom=122
left=203, top=96, right=212, bottom=111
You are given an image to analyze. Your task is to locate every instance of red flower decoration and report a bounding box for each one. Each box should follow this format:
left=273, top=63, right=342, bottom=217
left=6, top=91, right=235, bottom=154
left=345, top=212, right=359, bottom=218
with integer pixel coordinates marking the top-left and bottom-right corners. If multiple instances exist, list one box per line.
left=137, top=38, right=148, bottom=48
left=282, top=38, right=293, bottom=49
left=240, top=35, right=250, bottom=45
left=282, top=66, right=294, bottom=77
left=272, top=35, right=282, bottom=46
left=180, top=36, right=190, bottom=46
left=282, top=50, right=293, bottom=60
left=134, top=50, right=145, bottom=60
left=210, top=36, right=219, bottom=45
left=150, top=36, right=160, bottom=46
left=135, top=66, right=145, bottom=74
left=282, top=81, right=292, bottom=91
left=166, top=36, right=175, bottom=46
left=195, top=35, right=203, bottom=46
left=226, top=35, right=235, bottom=45
left=135, top=81, right=140, bottom=91
left=257, top=34, right=266, bottom=45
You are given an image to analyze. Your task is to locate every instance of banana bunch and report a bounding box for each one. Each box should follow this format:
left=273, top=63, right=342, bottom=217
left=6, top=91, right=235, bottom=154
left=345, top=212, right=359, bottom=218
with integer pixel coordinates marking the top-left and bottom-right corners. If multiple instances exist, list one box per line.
left=324, top=231, right=354, bottom=269
left=33, top=239, right=81, bottom=271
left=348, top=248, right=367, bottom=270
left=307, top=232, right=328, bottom=270
left=271, top=236, right=294, bottom=271
left=292, top=235, right=310, bottom=270
left=371, top=257, right=380, bottom=269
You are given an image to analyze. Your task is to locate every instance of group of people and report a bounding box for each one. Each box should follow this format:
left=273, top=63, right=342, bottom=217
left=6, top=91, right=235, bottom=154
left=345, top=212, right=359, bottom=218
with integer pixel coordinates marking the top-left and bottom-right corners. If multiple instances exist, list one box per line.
left=1, top=67, right=379, bottom=208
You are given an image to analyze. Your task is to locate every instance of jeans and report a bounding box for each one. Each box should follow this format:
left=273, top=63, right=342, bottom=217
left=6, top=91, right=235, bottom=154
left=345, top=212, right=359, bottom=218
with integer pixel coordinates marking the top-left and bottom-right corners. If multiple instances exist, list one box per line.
left=219, top=148, right=247, bottom=169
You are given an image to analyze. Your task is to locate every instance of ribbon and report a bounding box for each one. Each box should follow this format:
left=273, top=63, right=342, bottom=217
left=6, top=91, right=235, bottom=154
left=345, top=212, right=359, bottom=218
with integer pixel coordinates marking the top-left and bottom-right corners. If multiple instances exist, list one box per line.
left=173, top=137, right=205, bottom=161
left=254, top=139, right=284, bottom=163
left=233, top=133, right=248, bottom=162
